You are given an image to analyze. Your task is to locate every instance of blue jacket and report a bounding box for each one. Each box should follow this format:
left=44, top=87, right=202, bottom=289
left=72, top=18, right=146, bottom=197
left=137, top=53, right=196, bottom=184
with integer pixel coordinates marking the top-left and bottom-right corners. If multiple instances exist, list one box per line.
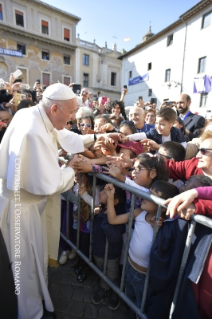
left=146, top=218, right=212, bottom=319
left=92, top=205, right=126, bottom=260
left=146, top=126, right=185, bottom=144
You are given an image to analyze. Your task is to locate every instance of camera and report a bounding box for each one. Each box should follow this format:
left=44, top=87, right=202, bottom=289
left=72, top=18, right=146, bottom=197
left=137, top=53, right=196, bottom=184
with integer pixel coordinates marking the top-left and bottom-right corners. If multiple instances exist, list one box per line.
left=0, top=82, right=6, bottom=89
left=138, top=96, right=143, bottom=100
left=150, top=98, right=157, bottom=104
left=166, top=101, right=173, bottom=106
left=123, top=85, right=127, bottom=89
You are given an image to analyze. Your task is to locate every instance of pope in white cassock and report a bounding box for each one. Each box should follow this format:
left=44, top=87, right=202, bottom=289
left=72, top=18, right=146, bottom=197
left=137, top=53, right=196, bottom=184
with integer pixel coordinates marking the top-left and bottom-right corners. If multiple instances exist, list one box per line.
left=0, top=83, right=96, bottom=319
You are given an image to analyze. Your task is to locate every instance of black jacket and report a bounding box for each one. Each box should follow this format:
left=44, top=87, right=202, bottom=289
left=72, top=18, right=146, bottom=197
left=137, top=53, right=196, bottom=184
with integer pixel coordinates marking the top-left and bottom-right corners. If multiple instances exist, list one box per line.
left=183, top=112, right=205, bottom=141
left=146, top=218, right=212, bottom=319
left=92, top=205, right=125, bottom=260
left=146, top=126, right=185, bottom=144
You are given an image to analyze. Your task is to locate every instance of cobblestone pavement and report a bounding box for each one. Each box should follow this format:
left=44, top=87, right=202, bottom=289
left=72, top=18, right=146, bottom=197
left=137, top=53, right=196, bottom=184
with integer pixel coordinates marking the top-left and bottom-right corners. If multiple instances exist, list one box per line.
left=48, top=261, right=130, bottom=319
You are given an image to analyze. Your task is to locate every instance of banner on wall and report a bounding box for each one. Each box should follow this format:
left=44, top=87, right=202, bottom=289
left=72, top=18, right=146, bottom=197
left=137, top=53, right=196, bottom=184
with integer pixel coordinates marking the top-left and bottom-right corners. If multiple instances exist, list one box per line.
left=0, top=48, right=23, bottom=58
left=128, top=73, right=149, bottom=86
left=193, top=75, right=212, bottom=93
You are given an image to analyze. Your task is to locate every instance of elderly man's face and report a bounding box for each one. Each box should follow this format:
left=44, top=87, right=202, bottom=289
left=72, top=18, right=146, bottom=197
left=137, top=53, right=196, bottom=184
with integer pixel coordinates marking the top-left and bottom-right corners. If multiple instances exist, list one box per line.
left=52, top=98, right=78, bottom=130
left=0, top=111, right=12, bottom=127
left=81, top=88, right=89, bottom=101
left=129, top=108, right=144, bottom=128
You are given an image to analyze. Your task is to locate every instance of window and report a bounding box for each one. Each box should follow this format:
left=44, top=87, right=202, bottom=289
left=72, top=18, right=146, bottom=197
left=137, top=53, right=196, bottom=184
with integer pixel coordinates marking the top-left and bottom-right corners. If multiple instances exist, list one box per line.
left=202, top=12, right=211, bottom=29
left=17, top=43, right=26, bottom=55
left=148, top=89, right=152, bottom=97
left=64, top=28, right=70, bottom=41
left=42, top=20, right=49, bottom=35
left=111, top=72, right=117, bottom=86
left=42, top=73, right=50, bottom=86
left=15, top=10, right=24, bottom=27
left=83, top=73, right=89, bottom=87
left=83, top=54, right=89, bottom=66
left=167, top=34, right=173, bottom=46
left=165, top=69, right=171, bottom=82
left=198, top=57, right=206, bottom=73
left=0, top=4, right=3, bottom=20
left=200, top=93, right=208, bottom=107
left=129, top=71, right=132, bottom=79
left=64, top=76, right=70, bottom=86
left=42, top=50, right=49, bottom=60
left=148, top=62, right=152, bottom=71
left=63, top=55, right=70, bottom=65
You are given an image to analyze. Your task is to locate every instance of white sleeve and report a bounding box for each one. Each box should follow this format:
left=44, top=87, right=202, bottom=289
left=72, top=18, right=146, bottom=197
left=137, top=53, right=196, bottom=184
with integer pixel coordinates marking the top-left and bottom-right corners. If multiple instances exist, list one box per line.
left=125, top=178, right=149, bottom=193
left=128, top=132, right=147, bottom=141
left=80, top=186, right=100, bottom=206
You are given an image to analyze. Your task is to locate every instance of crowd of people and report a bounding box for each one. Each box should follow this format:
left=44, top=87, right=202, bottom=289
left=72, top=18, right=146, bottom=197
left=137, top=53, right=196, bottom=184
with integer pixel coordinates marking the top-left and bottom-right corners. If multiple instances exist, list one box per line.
left=0, top=73, right=212, bottom=319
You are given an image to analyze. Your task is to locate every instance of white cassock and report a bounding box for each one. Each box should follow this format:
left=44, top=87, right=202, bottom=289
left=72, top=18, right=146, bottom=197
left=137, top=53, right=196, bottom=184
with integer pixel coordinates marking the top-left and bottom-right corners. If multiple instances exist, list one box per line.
left=0, top=103, right=94, bottom=319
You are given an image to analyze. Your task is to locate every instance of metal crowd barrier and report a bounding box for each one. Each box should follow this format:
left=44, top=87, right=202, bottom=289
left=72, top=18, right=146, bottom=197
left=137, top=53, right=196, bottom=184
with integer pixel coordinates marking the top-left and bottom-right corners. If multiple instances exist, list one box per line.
left=60, top=172, right=212, bottom=319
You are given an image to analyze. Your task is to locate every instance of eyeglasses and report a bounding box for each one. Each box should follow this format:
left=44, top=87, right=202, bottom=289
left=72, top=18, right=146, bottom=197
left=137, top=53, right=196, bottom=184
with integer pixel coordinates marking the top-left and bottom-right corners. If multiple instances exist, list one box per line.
left=132, top=166, right=151, bottom=174
left=80, top=123, right=91, bottom=128
left=158, top=153, right=172, bottom=159
left=121, top=120, right=134, bottom=125
left=198, top=148, right=212, bottom=155
left=66, top=121, right=72, bottom=125
left=82, top=91, right=88, bottom=94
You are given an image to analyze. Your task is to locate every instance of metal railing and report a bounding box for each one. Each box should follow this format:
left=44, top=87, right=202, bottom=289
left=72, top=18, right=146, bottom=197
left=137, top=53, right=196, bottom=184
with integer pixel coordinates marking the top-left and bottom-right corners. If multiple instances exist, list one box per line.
left=60, top=172, right=212, bottom=319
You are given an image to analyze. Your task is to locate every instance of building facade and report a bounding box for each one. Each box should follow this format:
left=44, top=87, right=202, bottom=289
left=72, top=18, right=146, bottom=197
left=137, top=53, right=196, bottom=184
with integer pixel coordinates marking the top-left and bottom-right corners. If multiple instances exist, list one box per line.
left=0, top=0, right=80, bottom=87
left=119, top=0, right=212, bottom=116
left=75, top=37, right=122, bottom=100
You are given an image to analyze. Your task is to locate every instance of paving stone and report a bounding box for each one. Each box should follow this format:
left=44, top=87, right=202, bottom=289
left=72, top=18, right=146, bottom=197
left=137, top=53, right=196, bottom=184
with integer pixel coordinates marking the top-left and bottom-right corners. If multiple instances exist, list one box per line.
left=98, top=305, right=114, bottom=319
left=61, top=272, right=72, bottom=285
left=83, top=287, right=95, bottom=303
left=67, top=300, right=85, bottom=317
left=72, top=286, right=84, bottom=301
left=83, top=276, right=97, bottom=289
left=50, top=271, right=62, bottom=283
left=60, top=314, right=79, bottom=319
left=71, top=275, right=84, bottom=287
left=55, top=297, right=72, bottom=312
left=59, top=284, right=74, bottom=298
left=84, top=303, right=98, bottom=318
left=49, top=282, right=61, bottom=298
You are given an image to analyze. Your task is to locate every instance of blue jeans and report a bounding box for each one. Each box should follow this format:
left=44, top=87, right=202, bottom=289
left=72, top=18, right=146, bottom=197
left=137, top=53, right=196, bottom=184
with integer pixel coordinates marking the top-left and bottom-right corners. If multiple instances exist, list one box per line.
left=125, top=260, right=146, bottom=308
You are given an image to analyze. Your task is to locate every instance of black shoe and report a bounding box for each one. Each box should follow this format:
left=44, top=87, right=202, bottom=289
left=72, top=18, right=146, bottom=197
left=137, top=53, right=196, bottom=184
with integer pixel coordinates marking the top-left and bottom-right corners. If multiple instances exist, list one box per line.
left=77, top=267, right=89, bottom=282
left=74, top=263, right=83, bottom=275
left=108, top=291, right=120, bottom=310
left=92, top=287, right=111, bottom=305
left=41, top=310, right=56, bottom=319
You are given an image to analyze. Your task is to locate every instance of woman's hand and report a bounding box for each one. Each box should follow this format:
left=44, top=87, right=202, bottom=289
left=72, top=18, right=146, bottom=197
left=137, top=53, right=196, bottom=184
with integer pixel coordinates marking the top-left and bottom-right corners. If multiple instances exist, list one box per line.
left=164, top=189, right=198, bottom=219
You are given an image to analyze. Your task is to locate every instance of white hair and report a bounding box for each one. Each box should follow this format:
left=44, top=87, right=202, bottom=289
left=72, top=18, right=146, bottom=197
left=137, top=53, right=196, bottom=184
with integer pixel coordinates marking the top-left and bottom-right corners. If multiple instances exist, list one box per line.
left=76, top=106, right=92, bottom=119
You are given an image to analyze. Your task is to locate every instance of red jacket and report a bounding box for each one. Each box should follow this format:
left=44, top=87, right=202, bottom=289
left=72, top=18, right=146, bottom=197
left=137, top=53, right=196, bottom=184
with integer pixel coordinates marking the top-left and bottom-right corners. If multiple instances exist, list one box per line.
left=167, top=157, right=203, bottom=180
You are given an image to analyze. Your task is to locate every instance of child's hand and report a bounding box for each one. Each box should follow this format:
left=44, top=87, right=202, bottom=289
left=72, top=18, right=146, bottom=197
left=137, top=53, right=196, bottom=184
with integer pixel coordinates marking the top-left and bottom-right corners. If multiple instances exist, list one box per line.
left=78, top=184, right=86, bottom=195
left=104, top=183, right=115, bottom=199
left=104, top=162, right=122, bottom=178
left=94, top=205, right=101, bottom=215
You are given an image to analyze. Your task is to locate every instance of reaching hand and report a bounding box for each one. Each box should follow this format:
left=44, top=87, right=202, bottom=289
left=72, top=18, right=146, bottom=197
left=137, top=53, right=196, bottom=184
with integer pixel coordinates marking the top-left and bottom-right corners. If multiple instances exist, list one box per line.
left=106, top=153, right=133, bottom=169
left=99, top=123, right=114, bottom=133
left=140, top=139, right=159, bottom=152
left=164, top=189, right=198, bottom=219
left=73, top=160, right=92, bottom=173
left=94, top=205, right=101, bottom=215
left=104, top=162, right=122, bottom=178
left=104, top=183, right=115, bottom=199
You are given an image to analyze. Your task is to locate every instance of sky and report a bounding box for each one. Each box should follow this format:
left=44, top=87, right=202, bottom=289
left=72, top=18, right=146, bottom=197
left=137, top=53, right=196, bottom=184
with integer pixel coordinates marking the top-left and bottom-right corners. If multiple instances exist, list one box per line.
left=42, top=0, right=200, bottom=52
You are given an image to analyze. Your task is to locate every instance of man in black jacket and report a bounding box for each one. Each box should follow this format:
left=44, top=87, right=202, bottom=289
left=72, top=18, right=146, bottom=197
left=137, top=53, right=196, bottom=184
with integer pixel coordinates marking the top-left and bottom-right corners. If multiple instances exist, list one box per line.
left=176, top=94, right=205, bottom=141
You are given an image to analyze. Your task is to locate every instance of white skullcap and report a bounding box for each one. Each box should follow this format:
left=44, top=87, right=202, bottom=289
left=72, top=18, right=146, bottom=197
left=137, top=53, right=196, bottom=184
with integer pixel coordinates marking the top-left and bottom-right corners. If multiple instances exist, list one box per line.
left=43, top=83, right=76, bottom=100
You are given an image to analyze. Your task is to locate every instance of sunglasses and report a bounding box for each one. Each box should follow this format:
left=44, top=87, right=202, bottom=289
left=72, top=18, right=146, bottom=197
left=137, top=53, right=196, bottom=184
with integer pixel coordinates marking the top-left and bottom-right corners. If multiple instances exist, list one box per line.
left=198, top=148, right=212, bottom=155
left=158, top=153, right=172, bottom=159
left=80, top=123, right=91, bottom=128
left=82, top=90, right=88, bottom=94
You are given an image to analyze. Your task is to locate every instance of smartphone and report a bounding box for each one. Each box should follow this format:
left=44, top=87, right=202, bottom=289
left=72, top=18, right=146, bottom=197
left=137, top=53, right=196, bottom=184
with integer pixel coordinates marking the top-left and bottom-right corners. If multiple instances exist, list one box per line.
left=138, top=96, right=143, bottom=100
left=150, top=98, right=157, bottom=104
left=36, top=79, right=40, bottom=84
left=0, top=82, right=6, bottom=89
left=14, top=92, right=21, bottom=105
left=13, top=69, right=22, bottom=79
left=123, top=85, right=127, bottom=89
left=166, top=101, right=173, bottom=106
left=72, top=84, right=81, bottom=94
left=19, top=83, right=30, bottom=90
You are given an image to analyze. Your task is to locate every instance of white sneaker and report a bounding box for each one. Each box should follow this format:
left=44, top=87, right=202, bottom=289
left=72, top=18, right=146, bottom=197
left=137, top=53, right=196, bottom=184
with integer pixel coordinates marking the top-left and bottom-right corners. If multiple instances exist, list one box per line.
left=59, top=250, right=70, bottom=265
left=68, top=249, right=77, bottom=260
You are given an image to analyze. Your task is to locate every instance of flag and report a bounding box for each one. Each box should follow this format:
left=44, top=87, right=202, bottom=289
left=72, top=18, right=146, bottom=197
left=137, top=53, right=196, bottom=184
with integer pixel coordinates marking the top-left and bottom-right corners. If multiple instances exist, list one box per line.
left=124, top=37, right=130, bottom=42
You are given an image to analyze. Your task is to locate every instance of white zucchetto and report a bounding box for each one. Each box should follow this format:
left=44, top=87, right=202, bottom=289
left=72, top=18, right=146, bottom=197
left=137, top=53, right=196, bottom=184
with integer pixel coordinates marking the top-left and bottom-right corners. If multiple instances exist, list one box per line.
left=43, top=83, right=76, bottom=100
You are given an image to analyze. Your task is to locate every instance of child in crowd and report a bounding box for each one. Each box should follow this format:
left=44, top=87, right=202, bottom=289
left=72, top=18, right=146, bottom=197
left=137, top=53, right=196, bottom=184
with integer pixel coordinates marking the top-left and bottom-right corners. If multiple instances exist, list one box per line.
left=119, top=120, right=137, bottom=136
left=94, top=115, right=115, bottom=133
left=158, top=141, right=186, bottom=162
left=125, top=107, right=186, bottom=145
left=92, top=185, right=126, bottom=310
left=71, top=173, right=100, bottom=282
left=79, top=115, right=94, bottom=135
left=179, top=174, right=212, bottom=193
left=105, top=181, right=179, bottom=309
